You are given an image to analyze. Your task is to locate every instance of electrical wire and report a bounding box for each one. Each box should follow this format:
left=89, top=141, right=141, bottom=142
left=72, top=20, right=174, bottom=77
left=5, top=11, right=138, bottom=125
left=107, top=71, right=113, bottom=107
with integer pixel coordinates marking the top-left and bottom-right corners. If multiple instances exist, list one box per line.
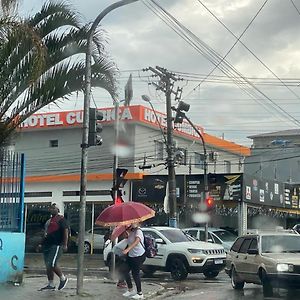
left=142, top=0, right=300, bottom=128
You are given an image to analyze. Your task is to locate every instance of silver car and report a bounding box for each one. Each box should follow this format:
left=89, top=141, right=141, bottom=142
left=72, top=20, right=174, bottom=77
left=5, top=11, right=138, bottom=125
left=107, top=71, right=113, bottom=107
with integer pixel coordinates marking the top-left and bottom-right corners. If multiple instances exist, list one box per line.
left=183, top=227, right=237, bottom=252
left=225, top=231, right=300, bottom=297
left=81, top=227, right=110, bottom=254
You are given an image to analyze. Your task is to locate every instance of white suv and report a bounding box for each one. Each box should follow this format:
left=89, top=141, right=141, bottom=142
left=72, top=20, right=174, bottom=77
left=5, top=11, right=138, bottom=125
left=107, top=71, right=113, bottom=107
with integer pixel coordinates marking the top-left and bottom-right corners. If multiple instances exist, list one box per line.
left=103, top=226, right=226, bottom=280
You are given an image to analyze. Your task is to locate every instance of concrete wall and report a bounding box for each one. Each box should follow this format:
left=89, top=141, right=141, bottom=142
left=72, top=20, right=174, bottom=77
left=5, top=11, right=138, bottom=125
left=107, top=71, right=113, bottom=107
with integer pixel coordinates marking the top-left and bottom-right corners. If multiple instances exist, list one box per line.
left=0, top=232, right=25, bottom=284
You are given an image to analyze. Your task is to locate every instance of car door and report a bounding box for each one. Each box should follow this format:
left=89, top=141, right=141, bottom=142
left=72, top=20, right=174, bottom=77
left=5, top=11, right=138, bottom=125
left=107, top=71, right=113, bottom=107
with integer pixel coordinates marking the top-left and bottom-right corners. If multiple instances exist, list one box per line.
left=244, top=237, right=260, bottom=283
left=92, top=228, right=106, bottom=249
left=236, top=238, right=252, bottom=281
left=227, top=237, right=244, bottom=272
left=143, top=230, right=167, bottom=267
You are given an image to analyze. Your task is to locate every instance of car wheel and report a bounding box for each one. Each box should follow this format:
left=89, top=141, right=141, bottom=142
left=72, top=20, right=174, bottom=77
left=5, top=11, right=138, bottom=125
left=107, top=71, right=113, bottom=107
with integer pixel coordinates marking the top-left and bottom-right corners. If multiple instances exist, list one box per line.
left=142, top=265, right=156, bottom=277
left=261, top=269, right=273, bottom=297
left=231, top=266, right=244, bottom=290
left=170, top=258, right=188, bottom=281
left=203, top=270, right=219, bottom=279
left=84, top=242, right=91, bottom=254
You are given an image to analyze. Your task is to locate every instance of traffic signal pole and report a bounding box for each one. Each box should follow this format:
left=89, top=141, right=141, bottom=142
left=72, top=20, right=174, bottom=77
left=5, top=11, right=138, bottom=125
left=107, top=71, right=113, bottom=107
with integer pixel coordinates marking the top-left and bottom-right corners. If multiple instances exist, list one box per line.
left=173, top=106, right=209, bottom=242
left=78, top=0, right=138, bottom=295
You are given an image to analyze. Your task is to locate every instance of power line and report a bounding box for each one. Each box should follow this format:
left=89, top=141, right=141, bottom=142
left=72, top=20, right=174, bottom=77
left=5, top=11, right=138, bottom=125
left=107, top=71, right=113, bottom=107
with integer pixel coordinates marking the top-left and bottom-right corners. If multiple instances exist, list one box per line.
left=142, top=0, right=300, bottom=128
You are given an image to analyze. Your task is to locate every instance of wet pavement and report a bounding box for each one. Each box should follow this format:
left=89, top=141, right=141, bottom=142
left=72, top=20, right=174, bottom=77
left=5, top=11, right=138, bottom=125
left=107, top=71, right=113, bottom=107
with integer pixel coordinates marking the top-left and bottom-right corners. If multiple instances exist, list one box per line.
left=9, top=253, right=164, bottom=299
left=13, top=253, right=300, bottom=299
left=0, top=274, right=164, bottom=300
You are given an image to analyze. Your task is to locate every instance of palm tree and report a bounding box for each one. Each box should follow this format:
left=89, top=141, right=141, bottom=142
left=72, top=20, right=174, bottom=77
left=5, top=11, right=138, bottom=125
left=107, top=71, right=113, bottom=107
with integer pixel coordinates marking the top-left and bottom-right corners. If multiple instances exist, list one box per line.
left=0, top=0, right=19, bottom=16
left=0, top=1, right=117, bottom=146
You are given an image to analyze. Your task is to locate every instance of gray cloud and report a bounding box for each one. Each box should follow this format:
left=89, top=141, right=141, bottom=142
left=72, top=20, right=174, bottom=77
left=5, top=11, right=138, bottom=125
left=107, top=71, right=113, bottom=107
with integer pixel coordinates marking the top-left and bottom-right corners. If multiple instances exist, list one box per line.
left=21, top=0, right=300, bottom=146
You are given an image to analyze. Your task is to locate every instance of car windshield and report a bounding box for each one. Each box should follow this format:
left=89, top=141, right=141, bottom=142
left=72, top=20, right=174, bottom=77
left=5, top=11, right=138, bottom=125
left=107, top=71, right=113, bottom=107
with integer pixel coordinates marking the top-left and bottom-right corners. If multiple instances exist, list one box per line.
left=261, top=235, right=300, bottom=253
left=159, top=229, right=190, bottom=243
left=213, top=230, right=237, bottom=242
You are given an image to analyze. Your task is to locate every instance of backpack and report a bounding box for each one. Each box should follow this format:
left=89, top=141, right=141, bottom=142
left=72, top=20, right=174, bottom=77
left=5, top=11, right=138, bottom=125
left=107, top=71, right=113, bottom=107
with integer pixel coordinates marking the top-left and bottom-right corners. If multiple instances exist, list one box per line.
left=142, top=234, right=158, bottom=258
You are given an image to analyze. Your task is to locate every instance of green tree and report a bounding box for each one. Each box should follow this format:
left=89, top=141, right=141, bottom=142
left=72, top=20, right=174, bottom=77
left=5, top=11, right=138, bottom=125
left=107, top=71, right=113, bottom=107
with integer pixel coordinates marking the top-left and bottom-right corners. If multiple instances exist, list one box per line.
left=0, top=0, right=19, bottom=16
left=0, top=1, right=117, bottom=146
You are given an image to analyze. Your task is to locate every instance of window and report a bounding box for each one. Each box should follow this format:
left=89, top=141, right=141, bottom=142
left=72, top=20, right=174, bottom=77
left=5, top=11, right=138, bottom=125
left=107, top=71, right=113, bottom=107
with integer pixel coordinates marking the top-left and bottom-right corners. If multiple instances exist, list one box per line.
left=224, top=160, right=231, bottom=173
left=199, top=230, right=205, bottom=241
left=239, top=239, right=252, bottom=253
left=231, top=237, right=244, bottom=252
left=49, top=139, right=58, bottom=148
left=176, top=147, right=187, bottom=165
left=187, top=230, right=198, bottom=239
left=25, top=191, right=52, bottom=197
left=63, top=190, right=111, bottom=196
left=155, top=141, right=164, bottom=160
left=195, top=152, right=205, bottom=169
left=143, top=230, right=161, bottom=240
left=249, top=238, right=258, bottom=250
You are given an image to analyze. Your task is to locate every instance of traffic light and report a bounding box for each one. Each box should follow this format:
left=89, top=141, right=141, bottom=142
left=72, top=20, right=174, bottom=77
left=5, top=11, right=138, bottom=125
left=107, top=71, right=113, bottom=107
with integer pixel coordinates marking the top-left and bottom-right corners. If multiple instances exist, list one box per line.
left=110, top=188, right=124, bottom=205
left=174, top=101, right=190, bottom=124
left=115, top=168, right=128, bottom=190
left=205, top=195, right=215, bottom=211
left=88, top=108, right=103, bottom=146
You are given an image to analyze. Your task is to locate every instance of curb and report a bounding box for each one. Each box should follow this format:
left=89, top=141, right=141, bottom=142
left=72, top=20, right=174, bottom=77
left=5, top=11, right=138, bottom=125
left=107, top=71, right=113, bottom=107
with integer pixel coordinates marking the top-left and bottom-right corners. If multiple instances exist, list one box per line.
left=24, top=267, right=108, bottom=277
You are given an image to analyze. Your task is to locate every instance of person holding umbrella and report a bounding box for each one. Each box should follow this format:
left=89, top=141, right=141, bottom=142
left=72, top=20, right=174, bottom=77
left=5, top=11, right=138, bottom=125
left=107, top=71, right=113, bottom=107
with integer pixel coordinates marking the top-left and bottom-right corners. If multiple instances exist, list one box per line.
left=96, top=201, right=155, bottom=299
left=121, top=223, right=146, bottom=299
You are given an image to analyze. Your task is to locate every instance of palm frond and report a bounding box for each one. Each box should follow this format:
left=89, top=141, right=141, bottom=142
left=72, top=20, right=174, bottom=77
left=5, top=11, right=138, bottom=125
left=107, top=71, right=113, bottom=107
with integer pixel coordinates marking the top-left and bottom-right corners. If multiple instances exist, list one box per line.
left=0, top=0, right=118, bottom=146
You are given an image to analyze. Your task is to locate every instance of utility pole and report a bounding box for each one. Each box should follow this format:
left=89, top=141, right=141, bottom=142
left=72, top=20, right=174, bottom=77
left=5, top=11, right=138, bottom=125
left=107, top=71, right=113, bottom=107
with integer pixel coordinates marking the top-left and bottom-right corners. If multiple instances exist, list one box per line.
left=143, top=66, right=183, bottom=228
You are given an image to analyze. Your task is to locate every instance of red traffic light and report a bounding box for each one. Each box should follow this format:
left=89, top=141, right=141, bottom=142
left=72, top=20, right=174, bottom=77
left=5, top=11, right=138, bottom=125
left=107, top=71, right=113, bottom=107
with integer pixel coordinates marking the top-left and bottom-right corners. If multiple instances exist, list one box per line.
left=115, top=195, right=123, bottom=205
left=205, top=196, right=215, bottom=210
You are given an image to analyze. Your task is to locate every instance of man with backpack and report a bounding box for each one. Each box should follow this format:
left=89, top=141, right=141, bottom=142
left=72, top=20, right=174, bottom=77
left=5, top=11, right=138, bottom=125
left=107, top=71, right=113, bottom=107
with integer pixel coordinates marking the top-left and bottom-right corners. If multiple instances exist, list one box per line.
left=38, top=203, right=69, bottom=291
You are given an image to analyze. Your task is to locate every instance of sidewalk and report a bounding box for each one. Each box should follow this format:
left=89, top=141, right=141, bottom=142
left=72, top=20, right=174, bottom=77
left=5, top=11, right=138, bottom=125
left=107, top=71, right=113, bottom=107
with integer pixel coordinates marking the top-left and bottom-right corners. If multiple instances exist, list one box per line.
left=1, top=274, right=164, bottom=300
left=19, top=253, right=165, bottom=299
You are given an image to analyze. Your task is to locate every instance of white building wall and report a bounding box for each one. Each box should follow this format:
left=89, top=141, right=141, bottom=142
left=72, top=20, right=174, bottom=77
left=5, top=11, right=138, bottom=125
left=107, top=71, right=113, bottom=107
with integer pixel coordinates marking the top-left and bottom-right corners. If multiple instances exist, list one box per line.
left=133, top=124, right=244, bottom=176
left=15, top=117, right=245, bottom=210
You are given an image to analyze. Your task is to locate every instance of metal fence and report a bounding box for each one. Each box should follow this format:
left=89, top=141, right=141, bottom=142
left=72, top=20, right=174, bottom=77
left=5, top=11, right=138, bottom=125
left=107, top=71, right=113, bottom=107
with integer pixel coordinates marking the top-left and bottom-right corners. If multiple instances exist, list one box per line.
left=0, top=151, right=25, bottom=232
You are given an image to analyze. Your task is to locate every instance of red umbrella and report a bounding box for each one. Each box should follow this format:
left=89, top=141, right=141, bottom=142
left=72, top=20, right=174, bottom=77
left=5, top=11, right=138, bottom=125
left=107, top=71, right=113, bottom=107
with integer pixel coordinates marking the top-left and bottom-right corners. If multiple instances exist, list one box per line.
left=95, top=202, right=155, bottom=227
left=110, top=225, right=129, bottom=241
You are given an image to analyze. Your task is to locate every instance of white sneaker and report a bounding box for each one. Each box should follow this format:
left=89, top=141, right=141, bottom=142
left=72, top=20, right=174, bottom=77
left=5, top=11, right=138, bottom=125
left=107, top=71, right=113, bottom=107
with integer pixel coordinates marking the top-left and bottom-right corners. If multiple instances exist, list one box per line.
left=131, top=294, right=144, bottom=299
left=123, top=290, right=136, bottom=297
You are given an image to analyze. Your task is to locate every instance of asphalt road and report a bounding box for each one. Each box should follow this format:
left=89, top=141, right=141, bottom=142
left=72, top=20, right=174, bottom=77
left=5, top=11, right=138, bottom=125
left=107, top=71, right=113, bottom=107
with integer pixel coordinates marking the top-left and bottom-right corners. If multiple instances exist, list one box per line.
left=144, top=271, right=297, bottom=300
left=24, top=254, right=298, bottom=299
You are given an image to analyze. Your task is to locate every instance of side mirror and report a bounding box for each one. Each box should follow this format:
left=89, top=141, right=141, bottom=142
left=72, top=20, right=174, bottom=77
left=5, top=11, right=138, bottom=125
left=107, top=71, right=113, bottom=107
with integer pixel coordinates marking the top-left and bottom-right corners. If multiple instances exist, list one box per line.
left=155, top=238, right=165, bottom=244
left=207, top=239, right=213, bottom=243
left=247, top=248, right=258, bottom=255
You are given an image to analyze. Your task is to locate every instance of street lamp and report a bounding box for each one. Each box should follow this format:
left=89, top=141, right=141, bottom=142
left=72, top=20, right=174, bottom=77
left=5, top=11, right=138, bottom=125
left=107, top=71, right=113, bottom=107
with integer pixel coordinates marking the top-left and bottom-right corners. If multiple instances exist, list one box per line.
left=78, top=0, right=138, bottom=295
left=173, top=101, right=210, bottom=242
left=141, top=95, right=167, bottom=145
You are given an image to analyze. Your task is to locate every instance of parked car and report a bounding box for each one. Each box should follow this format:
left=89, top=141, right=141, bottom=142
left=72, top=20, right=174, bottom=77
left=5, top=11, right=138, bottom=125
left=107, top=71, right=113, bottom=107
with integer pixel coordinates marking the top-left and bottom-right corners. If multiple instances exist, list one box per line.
left=82, top=227, right=110, bottom=254
left=183, top=227, right=237, bottom=252
left=225, top=231, right=300, bottom=297
left=104, top=226, right=226, bottom=280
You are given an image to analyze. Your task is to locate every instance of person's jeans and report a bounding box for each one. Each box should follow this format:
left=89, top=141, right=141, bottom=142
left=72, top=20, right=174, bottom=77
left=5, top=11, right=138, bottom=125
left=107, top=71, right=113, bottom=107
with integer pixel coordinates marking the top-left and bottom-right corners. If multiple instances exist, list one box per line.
left=124, top=254, right=146, bottom=294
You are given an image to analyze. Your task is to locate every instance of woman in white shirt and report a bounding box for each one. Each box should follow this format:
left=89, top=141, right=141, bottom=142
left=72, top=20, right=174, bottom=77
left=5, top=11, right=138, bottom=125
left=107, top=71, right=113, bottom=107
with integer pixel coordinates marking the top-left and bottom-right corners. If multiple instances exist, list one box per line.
left=122, top=223, right=146, bottom=299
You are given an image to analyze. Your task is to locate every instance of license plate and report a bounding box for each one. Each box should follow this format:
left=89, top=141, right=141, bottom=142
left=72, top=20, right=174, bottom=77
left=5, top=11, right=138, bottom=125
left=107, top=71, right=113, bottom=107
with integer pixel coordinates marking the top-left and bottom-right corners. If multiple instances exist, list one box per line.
left=214, top=259, right=223, bottom=264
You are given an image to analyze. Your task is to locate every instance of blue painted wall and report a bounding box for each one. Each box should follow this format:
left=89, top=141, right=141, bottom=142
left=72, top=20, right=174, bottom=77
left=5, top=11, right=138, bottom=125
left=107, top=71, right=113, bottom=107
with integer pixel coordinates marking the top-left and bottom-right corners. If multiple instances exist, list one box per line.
left=0, top=232, right=25, bottom=283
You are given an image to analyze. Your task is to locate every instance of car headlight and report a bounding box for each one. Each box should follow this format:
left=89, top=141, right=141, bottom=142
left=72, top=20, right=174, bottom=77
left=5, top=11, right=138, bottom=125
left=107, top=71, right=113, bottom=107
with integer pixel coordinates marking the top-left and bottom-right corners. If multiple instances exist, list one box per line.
left=188, top=248, right=204, bottom=254
left=277, top=263, right=294, bottom=272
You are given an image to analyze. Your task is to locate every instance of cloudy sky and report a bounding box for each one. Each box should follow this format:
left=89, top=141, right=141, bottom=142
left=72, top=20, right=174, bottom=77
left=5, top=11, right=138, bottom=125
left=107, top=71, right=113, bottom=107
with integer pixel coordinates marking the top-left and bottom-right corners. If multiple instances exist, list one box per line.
left=20, top=0, right=300, bottom=146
